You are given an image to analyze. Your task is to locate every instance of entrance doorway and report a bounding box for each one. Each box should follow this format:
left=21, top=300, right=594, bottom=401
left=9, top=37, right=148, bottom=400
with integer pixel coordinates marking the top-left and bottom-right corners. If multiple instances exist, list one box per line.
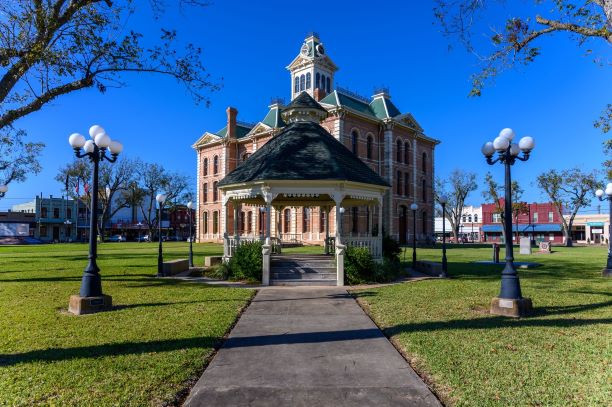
left=399, top=205, right=407, bottom=244
left=53, top=226, right=60, bottom=241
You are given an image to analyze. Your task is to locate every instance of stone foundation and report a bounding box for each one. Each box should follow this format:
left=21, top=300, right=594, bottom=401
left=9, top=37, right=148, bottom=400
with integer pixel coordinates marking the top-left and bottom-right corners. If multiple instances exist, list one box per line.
left=68, top=294, right=113, bottom=315
left=490, top=297, right=533, bottom=318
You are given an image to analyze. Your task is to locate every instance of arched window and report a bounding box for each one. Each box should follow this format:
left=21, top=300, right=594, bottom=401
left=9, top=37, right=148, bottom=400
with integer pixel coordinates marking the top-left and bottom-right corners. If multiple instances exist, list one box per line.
left=300, top=74, right=305, bottom=91
left=315, top=73, right=320, bottom=89
left=212, top=211, right=218, bottom=234
left=306, top=72, right=311, bottom=89
left=396, top=139, right=402, bottom=162
left=239, top=211, right=245, bottom=233
left=203, top=157, right=208, bottom=176
left=422, top=152, right=427, bottom=173
left=283, top=208, right=291, bottom=233
left=247, top=211, right=253, bottom=233
left=259, top=210, right=265, bottom=235
left=321, top=74, right=326, bottom=90
left=351, top=207, right=358, bottom=233
left=351, top=130, right=358, bottom=154
left=302, top=207, right=310, bottom=232
left=404, top=173, right=410, bottom=197
left=326, top=76, right=331, bottom=93
left=422, top=179, right=426, bottom=202
left=468, top=215, right=472, bottom=223
left=213, top=155, right=219, bottom=174
left=319, top=209, right=326, bottom=233
left=294, top=76, right=299, bottom=93
left=462, top=215, right=467, bottom=223
left=202, top=183, right=208, bottom=203
left=422, top=211, right=428, bottom=235
left=474, top=214, right=479, bottom=223
left=213, top=181, right=218, bottom=201
left=203, top=211, right=208, bottom=234
left=397, top=171, right=402, bottom=195
left=366, top=135, right=373, bottom=159
left=404, top=142, right=410, bottom=165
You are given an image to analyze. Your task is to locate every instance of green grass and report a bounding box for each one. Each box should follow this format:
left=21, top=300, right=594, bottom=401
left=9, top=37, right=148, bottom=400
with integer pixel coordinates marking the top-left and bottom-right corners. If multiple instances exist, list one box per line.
left=0, top=242, right=254, bottom=406
left=353, top=245, right=611, bottom=406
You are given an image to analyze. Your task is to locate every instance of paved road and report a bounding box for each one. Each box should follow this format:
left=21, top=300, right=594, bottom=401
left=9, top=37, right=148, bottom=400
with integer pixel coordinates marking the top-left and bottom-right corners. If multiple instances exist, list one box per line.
left=184, top=287, right=440, bottom=406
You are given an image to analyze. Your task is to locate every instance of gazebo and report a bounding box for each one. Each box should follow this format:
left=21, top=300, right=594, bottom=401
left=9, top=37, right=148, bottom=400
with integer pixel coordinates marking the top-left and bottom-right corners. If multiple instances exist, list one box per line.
left=217, top=92, right=390, bottom=286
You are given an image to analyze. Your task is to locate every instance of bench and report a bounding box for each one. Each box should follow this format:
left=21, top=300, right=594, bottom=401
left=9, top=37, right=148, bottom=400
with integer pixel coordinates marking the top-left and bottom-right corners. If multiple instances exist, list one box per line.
left=414, top=260, right=444, bottom=277
left=204, top=256, right=223, bottom=267
left=162, top=259, right=189, bottom=276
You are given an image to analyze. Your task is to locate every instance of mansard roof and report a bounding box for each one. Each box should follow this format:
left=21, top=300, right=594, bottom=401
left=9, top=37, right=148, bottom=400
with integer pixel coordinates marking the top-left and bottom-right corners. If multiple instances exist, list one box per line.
left=370, top=94, right=401, bottom=119
left=261, top=104, right=286, bottom=128
left=218, top=121, right=389, bottom=188
left=215, top=123, right=253, bottom=139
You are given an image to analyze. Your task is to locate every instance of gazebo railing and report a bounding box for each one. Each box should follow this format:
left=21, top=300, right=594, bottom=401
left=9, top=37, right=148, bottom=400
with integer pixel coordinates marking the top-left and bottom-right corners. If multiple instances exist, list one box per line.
left=279, top=233, right=302, bottom=245
left=343, top=236, right=382, bottom=259
left=225, top=235, right=263, bottom=258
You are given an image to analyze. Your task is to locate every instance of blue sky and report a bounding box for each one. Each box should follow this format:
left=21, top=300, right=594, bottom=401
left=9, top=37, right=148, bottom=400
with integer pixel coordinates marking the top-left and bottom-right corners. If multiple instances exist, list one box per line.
left=2, top=0, right=610, bottom=211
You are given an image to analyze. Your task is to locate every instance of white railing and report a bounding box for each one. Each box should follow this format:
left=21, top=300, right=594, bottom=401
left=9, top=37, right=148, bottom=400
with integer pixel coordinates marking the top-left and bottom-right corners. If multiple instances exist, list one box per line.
left=224, top=235, right=262, bottom=258
left=279, top=233, right=302, bottom=244
left=343, top=236, right=382, bottom=259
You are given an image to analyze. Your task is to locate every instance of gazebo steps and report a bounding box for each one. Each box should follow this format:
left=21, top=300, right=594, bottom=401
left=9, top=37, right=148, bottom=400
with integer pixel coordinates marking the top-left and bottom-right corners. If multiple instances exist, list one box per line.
left=270, top=254, right=338, bottom=286
left=271, top=271, right=337, bottom=280
left=269, top=279, right=337, bottom=286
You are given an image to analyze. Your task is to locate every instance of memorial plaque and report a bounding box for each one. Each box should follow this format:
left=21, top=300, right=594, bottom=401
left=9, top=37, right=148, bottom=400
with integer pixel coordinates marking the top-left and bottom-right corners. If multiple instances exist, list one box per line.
left=520, top=237, right=532, bottom=255
left=89, top=298, right=104, bottom=306
left=539, top=241, right=551, bottom=253
left=499, top=299, right=514, bottom=309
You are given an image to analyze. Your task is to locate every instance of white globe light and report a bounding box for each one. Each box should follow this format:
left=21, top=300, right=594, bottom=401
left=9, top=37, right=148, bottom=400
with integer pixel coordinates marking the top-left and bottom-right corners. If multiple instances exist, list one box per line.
left=105, top=187, right=111, bottom=197
left=156, top=193, right=166, bottom=203
left=438, top=196, right=448, bottom=204
left=0, top=184, right=7, bottom=193
left=596, top=189, right=604, bottom=198
left=187, top=201, right=193, bottom=209
left=410, top=203, right=418, bottom=210
left=510, top=143, right=520, bottom=156
left=606, top=183, right=612, bottom=190
left=499, top=128, right=515, bottom=141
left=606, top=187, right=612, bottom=197
left=339, top=207, right=345, bottom=214
left=518, top=136, right=535, bottom=151
left=493, top=136, right=510, bottom=151
left=481, top=142, right=495, bottom=157
left=68, top=133, right=86, bottom=148
left=94, top=132, right=111, bottom=149
left=89, top=125, right=105, bottom=139
left=83, top=140, right=95, bottom=153
left=108, top=140, right=123, bottom=155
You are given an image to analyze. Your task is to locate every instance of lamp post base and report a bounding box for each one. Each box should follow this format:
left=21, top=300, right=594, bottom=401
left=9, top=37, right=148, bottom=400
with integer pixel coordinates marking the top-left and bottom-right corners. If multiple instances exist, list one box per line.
left=602, top=268, right=612, bottom=277
left=68, top=294, right=113, bottom=315
left=490, top=297, right=533, bottom=318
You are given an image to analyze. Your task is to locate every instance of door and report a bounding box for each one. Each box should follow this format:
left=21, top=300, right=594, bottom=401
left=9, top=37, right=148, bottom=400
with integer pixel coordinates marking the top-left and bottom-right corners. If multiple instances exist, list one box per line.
left=399, top=206, right=407, bottom=244
left=53, top=226, right=60, bottom=241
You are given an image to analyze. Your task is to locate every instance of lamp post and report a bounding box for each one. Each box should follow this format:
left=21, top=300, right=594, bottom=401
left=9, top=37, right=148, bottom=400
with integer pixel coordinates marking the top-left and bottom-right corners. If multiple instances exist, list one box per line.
left=481, top=128, right=535, bottom=317
left=187, top=201, right=194, bottom=267
left=136, top=222, right=143, bottom=242
left=410, top=203, right=418, bottom=269
left=438, top=197, right=448, bottom=277
left=156, top=193, right=166, bottom=277
left=64, top=219, right=72, bottom=243
left=594, top=184, right=612, bottom=277
left=0, top=184, right=8, bottom=198
left=67, top=125, right=123, bottom=314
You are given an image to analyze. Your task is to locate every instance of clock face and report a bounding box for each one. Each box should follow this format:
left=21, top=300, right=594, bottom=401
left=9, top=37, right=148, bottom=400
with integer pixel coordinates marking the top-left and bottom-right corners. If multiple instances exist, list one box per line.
left=316, top=44, right=325, bottom=55
left=300, top=43, right=309, bottom=56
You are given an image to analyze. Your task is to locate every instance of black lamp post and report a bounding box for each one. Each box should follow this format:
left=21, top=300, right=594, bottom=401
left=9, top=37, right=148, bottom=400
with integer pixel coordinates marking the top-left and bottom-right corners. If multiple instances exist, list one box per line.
left=438, top=197, right=448, bottom=277
left=67, top=126, right=123, bottom=314
left=0, top=184, right=7, bottom=197
left=156, top=193, right=166, bottom=277
left=482, top=127, right=535, bottom=317
left=187, top=201, right=194, bottom=267
left=410, top=203, right=418, bottom=269
left=595, top=184, right=612, bottom=277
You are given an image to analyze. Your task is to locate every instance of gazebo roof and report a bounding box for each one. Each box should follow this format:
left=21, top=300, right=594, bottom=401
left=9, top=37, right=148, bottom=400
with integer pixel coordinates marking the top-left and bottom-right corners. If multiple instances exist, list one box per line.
left=218, top=120, right=390, bottom=188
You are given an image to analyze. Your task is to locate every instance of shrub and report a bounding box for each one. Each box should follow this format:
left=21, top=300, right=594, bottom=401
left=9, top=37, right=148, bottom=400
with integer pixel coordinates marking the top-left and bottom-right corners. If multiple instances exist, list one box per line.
left=372, top=257, right=402, bottom=283
left=228, top=241, right=262, bottom=281
left=382, top=235, right=401, bottom=262
left=344, top=246, right=375, bottom=285
left=209, top=261, right=231, bottom=280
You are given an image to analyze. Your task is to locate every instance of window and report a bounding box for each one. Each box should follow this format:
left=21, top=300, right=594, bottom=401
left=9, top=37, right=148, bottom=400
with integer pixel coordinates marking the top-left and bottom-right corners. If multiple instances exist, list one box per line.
left=294, top=76, right=299, bottom=93
left=213, top=181, right=218, bottom=201
left=468, top=215, right=472, bottom=223
left=302, top=207, right=310, bottom=232
left=203, top=212, right=208, bottom=233
left=315, top=72, right=320, bottom=89
left=213, top=155, right=219, bottom=174
left=67, top=208, right=72, bottom=219
left=326, top=76, right=330, bottom=93
left=306, top=72, right=311, bottom=89
left=404, top=172, right=410, bottom=197
left=202, top=183, right=208, bottom=203
left=239, top=211, right=245, bottom=233
left=352, top=207, right=358, bottom=233
left=203, top=157, right=208, bottom=176
left=41, top=207, right=47, bottom=218
left=548, top=211, right=553, bottom=222
left=404, top=142, right=410, bottom=164
left=40, top=225, right=47, bottom=237
left=212, top=211, right=218, bottom=234
left=533, top=212, right=539, bottom=223
left=53, top=208, right=60, bottom=218
left=300, top=74, right=305, bottom=91
left=493, top=213, right=501, bottom=223
left=366, top=207, right=370, bottom=233
left=549, top=233, right=555, bottom=241
left=422, top=152, right=427, bottom=173
left=366, top=135, right=373, bottom=159
left=474, top=214, right=479, bottom=223
left=259, top=210, right=266, bottom=234
left=422, top=179, right=427, bottom=202
left=396, top=139, right=402, bottom=162
left=283, top=208, right=291, bottom=233
left=319, top=210, right=326, bottom=233
left=351, top=131, right=358, bottom=154
left=397, top=171, right=402, bottom=195
left=422, top=211, right=428, bottom=235
left=247, top=211, right=253, bottom=233
left=320, top=74, right=326, bottom=90
left=462, top=215, right=467, bottom=223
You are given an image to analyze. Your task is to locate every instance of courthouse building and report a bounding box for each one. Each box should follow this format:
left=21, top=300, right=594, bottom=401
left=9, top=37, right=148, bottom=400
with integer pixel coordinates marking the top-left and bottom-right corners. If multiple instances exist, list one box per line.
left=193, top=33, right=439, bottom=245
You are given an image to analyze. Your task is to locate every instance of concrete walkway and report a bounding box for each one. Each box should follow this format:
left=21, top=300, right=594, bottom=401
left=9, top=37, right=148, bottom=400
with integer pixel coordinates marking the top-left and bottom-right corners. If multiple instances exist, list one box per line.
left=184, top=287, right=440, bottom=406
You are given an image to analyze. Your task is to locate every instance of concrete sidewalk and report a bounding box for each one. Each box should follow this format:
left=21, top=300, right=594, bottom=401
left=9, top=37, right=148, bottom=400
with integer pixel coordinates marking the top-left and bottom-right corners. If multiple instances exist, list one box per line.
left=184, top=287, right=440, bottom=406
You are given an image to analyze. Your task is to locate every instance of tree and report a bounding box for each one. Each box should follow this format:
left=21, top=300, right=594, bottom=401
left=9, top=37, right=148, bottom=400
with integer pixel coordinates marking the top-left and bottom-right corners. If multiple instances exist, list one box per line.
left=435, top=169, right=478, bottom=241
left=482, top=172, right=524, bottom=243
left=1, top=0, right=218, bottom=186
left=0, top=127, right=44, bottom=192
left=434, top=1, right=611, bottom=97
left=97, top=158, right=139, bottom=240
left=536, top=168, right=601, bottom=246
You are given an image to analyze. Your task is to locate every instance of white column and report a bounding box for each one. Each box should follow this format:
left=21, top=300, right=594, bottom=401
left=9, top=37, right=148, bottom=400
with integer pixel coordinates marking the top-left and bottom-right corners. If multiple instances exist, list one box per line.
left=325, top=206, right=331, bottom=254
left=222, top=198, right=230, bottom=260
left=332, top=192, right=345, bottom=286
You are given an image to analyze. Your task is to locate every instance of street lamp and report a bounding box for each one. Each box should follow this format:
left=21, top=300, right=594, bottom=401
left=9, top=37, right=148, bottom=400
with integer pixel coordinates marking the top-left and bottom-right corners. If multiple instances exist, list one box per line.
left=438, top=196, right=448, bottom=277
left=136, top=222, right=143, bottom=242
left=410, top=203, right=418, bottom=269
left=594, top=184, right=612, bottom=277
left=64, top=219, right=72, bottom=243
left=156, top=193, right=166, bottom=277
left=187, top=201, right=194, bottom=267
left=0, top=184, right=8, bottom=198
left=67, top=125, right=123, bottom=314
left=481, top=127, right=535, bottom=317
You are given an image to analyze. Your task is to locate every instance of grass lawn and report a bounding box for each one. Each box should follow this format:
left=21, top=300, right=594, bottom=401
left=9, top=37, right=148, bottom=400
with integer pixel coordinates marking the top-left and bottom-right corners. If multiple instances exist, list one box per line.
left=353, top=245, right=611, bottom=406
left=0, top=242, right=253, bottom=406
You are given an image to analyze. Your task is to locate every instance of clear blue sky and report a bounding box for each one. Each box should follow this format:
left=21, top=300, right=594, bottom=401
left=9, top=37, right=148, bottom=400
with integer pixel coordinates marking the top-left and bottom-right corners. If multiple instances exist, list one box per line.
left=3, top=0, right=610, bottom=212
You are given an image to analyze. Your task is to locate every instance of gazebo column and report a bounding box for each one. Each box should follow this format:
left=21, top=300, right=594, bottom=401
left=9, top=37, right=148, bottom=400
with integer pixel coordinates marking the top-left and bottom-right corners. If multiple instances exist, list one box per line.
left=378, top=198, right=384, bottom=260
left=332, top=192, right=346, bottom=286
left=222, top=197, right=230, bottom=261
left=325, top=206, right=331, bottom=254
left=261, top=188, right=274, bottom=286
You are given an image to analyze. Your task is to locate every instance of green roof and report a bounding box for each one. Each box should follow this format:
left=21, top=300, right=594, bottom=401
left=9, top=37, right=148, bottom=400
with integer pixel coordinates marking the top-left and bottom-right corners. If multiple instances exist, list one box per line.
left=320, top=90, right=379, bottom=119
left=370, top=95, right=401, bottom=119
left=261, top=105, right=286, bottom=128
left=218, top=121, right=389, bottom=187
left=215, top=123, right=253, bottom=139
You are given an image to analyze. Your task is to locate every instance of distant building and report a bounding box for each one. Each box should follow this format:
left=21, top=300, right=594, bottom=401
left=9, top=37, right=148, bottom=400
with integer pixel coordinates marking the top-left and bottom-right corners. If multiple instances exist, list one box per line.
left=566, top=213, right=609, bottom=245
left=169, top=205, right=196, bottom=240
left=481, top=201, right=564, bottom=244
left=0, top=211, right=37, bottom=239
left=434, top=205, right=482, bottom=242
left=11, top=195, right=80, bottom=242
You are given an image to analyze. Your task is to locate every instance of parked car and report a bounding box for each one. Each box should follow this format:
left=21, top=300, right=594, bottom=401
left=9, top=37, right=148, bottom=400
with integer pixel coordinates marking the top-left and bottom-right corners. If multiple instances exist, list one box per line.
left=107, top=235, right=125, bottom=242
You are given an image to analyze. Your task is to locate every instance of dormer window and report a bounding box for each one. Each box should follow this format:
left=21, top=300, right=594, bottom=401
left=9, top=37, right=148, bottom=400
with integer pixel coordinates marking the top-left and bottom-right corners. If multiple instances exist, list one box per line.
left=306, top=73, right=311, bottom=89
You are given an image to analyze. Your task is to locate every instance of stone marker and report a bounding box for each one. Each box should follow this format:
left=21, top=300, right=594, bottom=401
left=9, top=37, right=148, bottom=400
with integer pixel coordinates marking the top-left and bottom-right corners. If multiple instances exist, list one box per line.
left=539, top=241, right=551, bottom=253
left=520, top=237, right=532, bottom=255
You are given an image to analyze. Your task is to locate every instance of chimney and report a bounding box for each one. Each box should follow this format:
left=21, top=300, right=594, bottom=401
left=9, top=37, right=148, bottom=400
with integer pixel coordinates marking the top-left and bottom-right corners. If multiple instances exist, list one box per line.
left=226, top=107, right=238, bottom=140
left=313, top=87, right=326, bottom=102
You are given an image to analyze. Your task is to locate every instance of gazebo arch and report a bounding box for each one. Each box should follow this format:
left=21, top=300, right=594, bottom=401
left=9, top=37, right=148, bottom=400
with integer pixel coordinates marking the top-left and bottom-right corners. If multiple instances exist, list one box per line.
left=217, top=92, right=390, bottom=286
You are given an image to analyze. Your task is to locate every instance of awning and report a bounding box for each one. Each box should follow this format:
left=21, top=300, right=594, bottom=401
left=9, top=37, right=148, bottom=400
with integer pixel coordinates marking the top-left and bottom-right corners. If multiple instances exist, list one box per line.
left=482, top=224, right=562, bottom=233
left=587, top=222, right=604, bottom=227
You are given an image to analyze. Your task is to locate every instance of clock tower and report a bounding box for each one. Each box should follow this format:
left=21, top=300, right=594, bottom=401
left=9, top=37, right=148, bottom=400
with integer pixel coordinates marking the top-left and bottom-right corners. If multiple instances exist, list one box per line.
left=286, top=32, right=338, bottom=101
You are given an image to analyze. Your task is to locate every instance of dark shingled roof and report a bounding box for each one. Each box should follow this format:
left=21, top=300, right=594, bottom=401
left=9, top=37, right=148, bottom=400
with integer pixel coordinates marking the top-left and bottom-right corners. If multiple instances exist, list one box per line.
left=218, top=121, right=390, bottom=187
left=283, top=91, right=327, bottom=113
